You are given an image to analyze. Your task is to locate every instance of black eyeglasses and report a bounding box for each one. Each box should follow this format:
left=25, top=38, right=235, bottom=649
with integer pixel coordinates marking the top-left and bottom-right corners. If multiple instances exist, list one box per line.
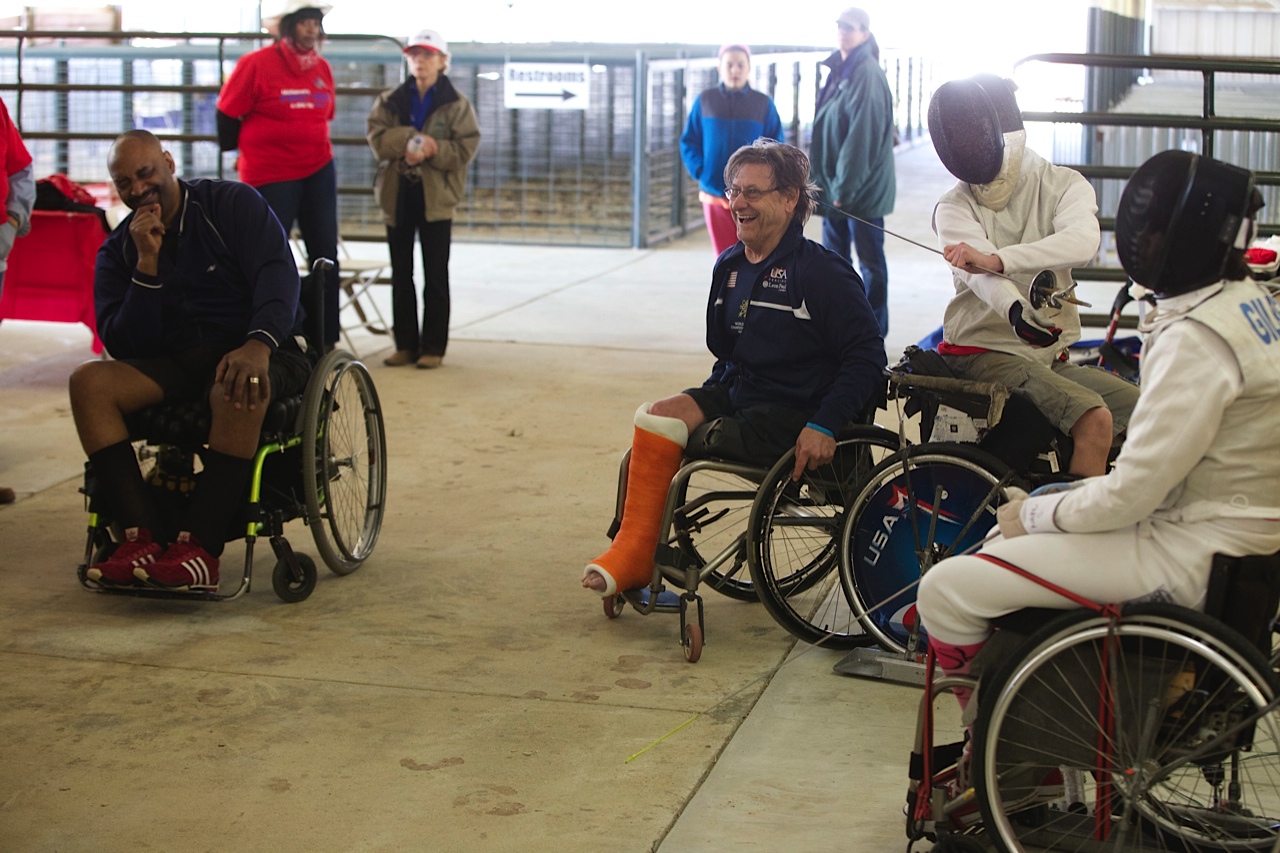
left=725, top=186, right=779, bottom=202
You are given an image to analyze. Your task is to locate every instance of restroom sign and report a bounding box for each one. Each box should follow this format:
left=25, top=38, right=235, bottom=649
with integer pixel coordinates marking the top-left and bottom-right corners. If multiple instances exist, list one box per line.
left=503, top=63, right=590, bottom=110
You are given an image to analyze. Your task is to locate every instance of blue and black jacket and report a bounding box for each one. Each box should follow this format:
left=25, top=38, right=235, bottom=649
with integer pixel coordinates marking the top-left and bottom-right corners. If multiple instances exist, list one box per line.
left=680, top=84, right=784, bottom=196
left=704, top=219, right=886, bottom=434
left=95, top=178, right=303, bottom=359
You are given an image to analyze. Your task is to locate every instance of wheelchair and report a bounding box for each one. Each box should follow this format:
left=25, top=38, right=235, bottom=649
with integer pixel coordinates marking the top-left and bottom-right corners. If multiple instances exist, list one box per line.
left=907, top=549, right=1280, bottom=853
left=748, top=348, right=1090, bottom=661
left=598, top=415, right=899, bottom=662
left=76, top=261, right=388, bottom=603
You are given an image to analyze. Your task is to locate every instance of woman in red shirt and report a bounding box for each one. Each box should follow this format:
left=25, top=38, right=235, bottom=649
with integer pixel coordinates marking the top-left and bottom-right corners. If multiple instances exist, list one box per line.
left=217, top=1, right=339, bottom=348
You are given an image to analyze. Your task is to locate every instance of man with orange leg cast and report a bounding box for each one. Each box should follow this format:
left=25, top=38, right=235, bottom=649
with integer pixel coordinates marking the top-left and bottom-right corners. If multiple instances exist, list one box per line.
left=583, top=140, right=885, bottom=596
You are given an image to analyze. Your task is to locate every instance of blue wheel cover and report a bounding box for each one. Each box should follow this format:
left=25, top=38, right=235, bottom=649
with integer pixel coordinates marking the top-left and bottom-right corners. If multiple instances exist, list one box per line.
left=850, top=462, right=999, bottom=646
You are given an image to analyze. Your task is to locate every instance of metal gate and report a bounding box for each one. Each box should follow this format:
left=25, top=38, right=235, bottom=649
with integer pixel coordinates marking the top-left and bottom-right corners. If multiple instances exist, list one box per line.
left=1, top=30, right=932, bottom=248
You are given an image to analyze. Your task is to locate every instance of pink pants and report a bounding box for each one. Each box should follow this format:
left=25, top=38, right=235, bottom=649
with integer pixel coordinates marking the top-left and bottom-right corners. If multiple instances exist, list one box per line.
left=702, top=201, right=738, bottom=256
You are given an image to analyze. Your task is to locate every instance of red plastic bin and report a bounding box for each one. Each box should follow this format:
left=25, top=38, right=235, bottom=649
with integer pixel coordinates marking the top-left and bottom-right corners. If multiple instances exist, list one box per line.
left=0, top=209, right=108, bottom=353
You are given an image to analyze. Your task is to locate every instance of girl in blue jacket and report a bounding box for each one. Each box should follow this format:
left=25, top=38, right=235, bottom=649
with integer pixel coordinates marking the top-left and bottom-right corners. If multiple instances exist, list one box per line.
left=679, top=45, right=783, bottom=257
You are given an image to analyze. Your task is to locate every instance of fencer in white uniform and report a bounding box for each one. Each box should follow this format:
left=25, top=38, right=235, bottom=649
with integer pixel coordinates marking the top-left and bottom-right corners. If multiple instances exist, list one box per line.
left=917, top=150, right=1280, bottom=683
left=928, top=75, right=1140, bottom=476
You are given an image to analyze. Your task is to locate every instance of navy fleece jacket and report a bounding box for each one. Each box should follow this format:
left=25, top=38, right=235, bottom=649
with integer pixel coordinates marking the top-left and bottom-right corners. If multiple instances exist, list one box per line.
left=95, top=178, right=303, bottom=359
left=704, top=219, right=886, bottom=433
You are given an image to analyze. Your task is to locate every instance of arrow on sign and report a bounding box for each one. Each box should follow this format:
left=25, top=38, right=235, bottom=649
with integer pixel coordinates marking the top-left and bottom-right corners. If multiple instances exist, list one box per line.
left=516, top=89, right=577, bottom=102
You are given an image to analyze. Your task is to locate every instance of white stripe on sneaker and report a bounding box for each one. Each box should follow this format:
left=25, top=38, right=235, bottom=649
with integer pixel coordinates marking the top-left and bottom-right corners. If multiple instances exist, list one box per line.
left=182, top=557, right=209, bottom=586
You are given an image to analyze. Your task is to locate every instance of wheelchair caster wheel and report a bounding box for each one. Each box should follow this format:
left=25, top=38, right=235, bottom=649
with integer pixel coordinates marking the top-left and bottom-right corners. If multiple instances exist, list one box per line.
left=603, top=594, right=625, bottom=619
left=273, top=553, right=317, bottom=603
left=682, top=623, right=703, bottom=663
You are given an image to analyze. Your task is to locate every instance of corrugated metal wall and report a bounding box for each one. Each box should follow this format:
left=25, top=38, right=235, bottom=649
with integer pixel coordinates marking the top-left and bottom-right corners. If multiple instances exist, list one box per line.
left=1087, top=8, right=1280, bottom=226
left=1154, top=7, right=1280, bottom=62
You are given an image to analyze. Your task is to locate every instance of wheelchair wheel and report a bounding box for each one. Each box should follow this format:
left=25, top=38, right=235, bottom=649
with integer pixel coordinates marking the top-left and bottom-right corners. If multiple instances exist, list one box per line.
left=665, top=462, right=767, bottom=602
left=273, top=553, right=318, bottom=603
left=747, top=425, right=900, bottom=648
left=683, top=622, right=703, bottom=663
left=838, top=443, right=1011, bottom=655
left=303, top=351, right=387, bottom=575
left=973, top=604, right=1280, bottom=853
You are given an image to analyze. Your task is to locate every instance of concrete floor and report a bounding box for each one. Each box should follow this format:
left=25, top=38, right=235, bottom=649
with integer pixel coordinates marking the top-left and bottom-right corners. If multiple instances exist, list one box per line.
left=1, top=143, right=982, bottom=852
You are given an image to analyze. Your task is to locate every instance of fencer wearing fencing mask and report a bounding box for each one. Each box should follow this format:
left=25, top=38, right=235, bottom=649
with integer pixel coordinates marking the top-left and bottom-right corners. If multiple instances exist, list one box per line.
left=926, top=72, right=1141, bottom=479
left=1115, top=149, right=1260, bottom=298
left=969, top=74, right=1026, bottom=212
left=928, top=75, right=1026, bottom=211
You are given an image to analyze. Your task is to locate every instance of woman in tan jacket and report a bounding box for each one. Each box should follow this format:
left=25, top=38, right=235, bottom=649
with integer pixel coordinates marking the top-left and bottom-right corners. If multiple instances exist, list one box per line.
left=367, top=29, right=480, bottom=369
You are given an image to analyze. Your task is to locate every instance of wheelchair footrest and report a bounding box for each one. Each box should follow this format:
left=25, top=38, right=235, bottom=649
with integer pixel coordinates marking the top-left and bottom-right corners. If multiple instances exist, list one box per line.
left=833, top=647, right=929, bottom=686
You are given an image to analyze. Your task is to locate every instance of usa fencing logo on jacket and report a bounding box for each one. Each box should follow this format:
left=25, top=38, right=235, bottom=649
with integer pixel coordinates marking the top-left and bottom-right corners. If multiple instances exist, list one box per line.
left=761, top=267, right=787, bottom=290
left=750, top=264, right=813, bottom=320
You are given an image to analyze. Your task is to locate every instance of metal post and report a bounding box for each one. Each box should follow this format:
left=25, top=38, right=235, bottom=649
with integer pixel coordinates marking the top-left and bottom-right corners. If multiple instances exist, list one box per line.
left=631, top=50, right=647, bottom=249
left=123, top=57, right=135, bottom=132
left=905, top=57, right=914, bottom=141
left=893, top=57, right=902, bottom=143
left=470, top=63, right=481, bottom=232
left=181, top=58, right=195, bottom=175
left=216, top=35, right=226, bottom=178
left=790, top=60, right=801, bottom=146
left=54, top=57, right=70, bottom=174
left=1203, top=69, right=1216, bottom=158
left=15, top=35, right=24, bottom=130
left=674, top=55, right=686, bottom=234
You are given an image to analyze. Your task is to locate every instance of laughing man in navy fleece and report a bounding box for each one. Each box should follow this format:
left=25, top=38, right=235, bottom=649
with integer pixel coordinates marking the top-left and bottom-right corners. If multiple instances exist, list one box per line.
left=584, top=139, right=886, bottom=597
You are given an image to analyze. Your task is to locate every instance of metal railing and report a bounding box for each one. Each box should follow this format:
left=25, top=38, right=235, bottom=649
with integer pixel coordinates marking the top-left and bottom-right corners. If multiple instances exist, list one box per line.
left=1015, top=52, right=1280, bottom=295
left=1, top=31, right=933, bottom=249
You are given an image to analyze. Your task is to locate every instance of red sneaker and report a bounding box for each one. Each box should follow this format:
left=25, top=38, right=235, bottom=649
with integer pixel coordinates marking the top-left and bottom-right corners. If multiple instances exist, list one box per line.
left=136, top=532, right=219, bottom=591
left=87, top=527, right=161, bottom=586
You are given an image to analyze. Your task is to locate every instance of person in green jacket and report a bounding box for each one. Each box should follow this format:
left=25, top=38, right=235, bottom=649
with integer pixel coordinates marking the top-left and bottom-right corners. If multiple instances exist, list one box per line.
left=809, top=7, right=896, bottom=337
left=367, top=29, right=481, bottom=370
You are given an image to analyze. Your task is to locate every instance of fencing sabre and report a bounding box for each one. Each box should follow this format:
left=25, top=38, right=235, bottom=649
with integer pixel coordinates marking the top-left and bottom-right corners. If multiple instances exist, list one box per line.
left=815, top=201, right=1091, bottom=310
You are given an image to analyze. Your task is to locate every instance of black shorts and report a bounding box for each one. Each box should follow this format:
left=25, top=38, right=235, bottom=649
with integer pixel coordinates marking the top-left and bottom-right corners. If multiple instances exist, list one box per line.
left=122, top=338, right=314, bottom=404
left=682, top=385, right=811, bottom=467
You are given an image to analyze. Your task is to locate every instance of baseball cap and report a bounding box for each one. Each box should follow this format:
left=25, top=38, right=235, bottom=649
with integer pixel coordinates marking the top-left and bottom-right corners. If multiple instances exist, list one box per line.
left=836, top=7, right=870, bottom=30
left=404, top=29, right=448, bottom=55
left=265, top=1, right=332, bottom=18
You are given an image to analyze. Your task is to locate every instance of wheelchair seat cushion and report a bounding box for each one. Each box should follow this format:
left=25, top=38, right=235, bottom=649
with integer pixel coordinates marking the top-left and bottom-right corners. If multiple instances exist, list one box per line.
left=125, top=395, right=304, bottom=447
left=121, top=341, right=314, bottom=447
left=891, top=345, right=956, bottom=380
